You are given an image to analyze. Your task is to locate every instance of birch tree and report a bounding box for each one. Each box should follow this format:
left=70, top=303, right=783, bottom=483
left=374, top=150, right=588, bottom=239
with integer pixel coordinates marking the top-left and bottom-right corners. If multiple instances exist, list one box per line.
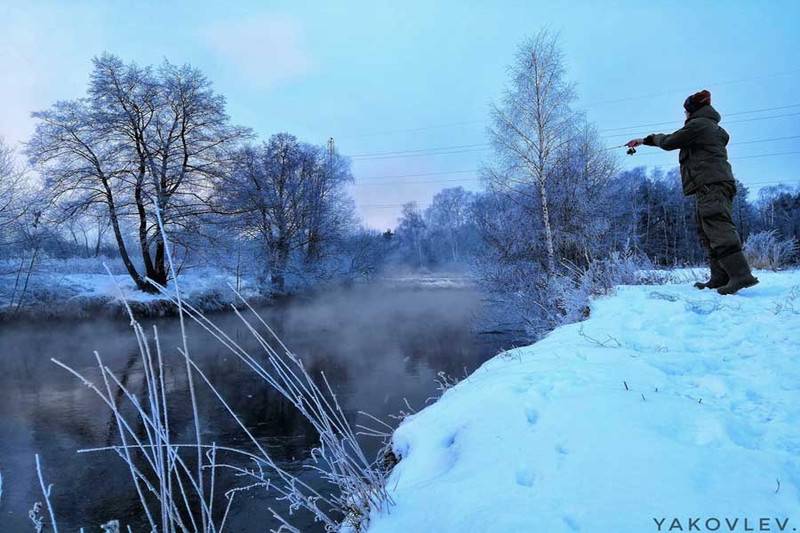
left=486, top=29, right=577, bottom=275
left=425, top=187, right=476, bottom=263
left=396, top=202, right=427, bottom=266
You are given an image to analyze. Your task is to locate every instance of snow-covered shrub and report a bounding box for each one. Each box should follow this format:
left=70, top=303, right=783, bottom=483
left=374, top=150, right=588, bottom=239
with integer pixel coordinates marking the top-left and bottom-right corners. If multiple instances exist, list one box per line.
left=638, top=268, right=704, bottom=285
left=478, top=251, right=653, bottom=341
left=744, top=231, right=798, bottom=271
left=549, top=252, right=651, bottom=328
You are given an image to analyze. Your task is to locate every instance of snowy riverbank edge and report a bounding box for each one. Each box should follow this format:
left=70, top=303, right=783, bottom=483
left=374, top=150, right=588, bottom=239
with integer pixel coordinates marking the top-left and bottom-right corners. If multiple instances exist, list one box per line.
left=368, top=270, right=800, bottom=533
left=0, top=271, right=476, bottom=321
left=0, top=271, right=267, bottom=321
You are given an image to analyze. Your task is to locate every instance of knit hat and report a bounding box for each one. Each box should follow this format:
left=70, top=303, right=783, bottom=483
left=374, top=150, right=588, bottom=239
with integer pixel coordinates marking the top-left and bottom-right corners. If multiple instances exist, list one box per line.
left=684, top=89, right=711, bottom=113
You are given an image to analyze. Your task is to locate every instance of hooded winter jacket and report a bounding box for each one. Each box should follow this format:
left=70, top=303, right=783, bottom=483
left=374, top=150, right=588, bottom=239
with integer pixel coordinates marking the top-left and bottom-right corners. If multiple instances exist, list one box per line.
left=643, top=105, right=735, bottom=196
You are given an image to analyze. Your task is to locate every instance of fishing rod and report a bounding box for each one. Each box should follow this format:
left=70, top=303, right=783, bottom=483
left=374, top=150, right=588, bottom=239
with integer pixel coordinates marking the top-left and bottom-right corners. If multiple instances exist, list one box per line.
left=603, top=143, right=638, bottom=155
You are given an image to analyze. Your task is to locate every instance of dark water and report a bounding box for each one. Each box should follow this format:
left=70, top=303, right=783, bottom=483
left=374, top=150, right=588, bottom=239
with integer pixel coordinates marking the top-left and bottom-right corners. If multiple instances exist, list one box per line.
left=0, top=284, right=513, bottom=532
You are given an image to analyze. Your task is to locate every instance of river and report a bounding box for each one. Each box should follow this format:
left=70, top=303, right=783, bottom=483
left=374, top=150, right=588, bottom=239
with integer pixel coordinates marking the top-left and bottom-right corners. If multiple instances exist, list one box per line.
left=0, top=282, right=515, bottom=531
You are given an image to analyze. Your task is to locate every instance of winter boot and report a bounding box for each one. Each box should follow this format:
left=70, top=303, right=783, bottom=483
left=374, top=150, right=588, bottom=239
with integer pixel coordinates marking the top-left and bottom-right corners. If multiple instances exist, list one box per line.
left=717, top=252, right=759, bottom=295
left=694, top=258, right=729, bottom=290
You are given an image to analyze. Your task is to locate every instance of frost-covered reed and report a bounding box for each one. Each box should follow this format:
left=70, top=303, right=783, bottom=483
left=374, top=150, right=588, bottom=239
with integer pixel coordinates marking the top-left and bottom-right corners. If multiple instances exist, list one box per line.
left=49, top=277, right=389, bottom=531
left=45, top=206, right=390, bottom=532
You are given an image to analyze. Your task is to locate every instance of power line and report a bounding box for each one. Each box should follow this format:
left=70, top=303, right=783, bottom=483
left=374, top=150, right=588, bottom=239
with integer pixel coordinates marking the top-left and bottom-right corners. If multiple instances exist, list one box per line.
left=357, top=169, right=476, bottom=181
left=355, top=174, right=800, bottom=188
left=351, top=148, right=800, bottom=187
left=351, top=131, right=800, bottom=164
left=627, top=144, right=800, bottom=162
left=349, top=142, right=487, bottom=158
left=353, top=138, right=800, bottom=182
left=623, top=136, right=800, bottom=160
left=347, top=105, right=800, bottom=161
left=602, top=111, right=800, bottom=140
left=355, top=178, right=479, bottom=186
left=734, top=149, right=800, bottom=160
left=745, top=179, right=800, bottom=187
left=359, top=203, right=432, bottom=209
left=726, top=111, right=800, bottom=126
left=338, top=68, right=800, bottom=140
left=353, top=146, right=491, bottom=161
left=583, top=68, right=800, bottom=107
left=598, top=103, right=800, bottom=133
left=340, top=119, right=485, bottom=140
left=733, top=134, right=800, bottom=146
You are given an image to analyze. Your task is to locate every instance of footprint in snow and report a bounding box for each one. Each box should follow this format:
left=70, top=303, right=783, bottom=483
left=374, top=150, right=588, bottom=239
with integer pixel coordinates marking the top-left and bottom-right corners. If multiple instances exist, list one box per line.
left=512, top=381, right=531, bottom=394
left=515, top=468, right=535, bottom=487
left=562, top=515, right=581, bottom=531
left=684, top=299, right=725, bottom=315
left=525, top=407, right=539, bottom=426
left=443, top=431, right=458, bottom=448
left=648, top=291, right=681, bottom=302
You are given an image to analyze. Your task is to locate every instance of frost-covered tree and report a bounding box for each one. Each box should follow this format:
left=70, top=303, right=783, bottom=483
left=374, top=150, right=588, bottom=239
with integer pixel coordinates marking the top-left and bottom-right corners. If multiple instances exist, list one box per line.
left=732, top=180, right=756, bottom=241
left=27, top=53, right=250, bottom=292
left=482, top=31, right=620, bottom=275
left=486, top=29, right=578, bottom=275
left=476, top=31, right=643, bottom=339
left=395, top=202, right=427, bottom=266
left=221, top=134, right=354, bottom=291
left=0, top=138, right=27, bottom=239
left=754, top=186, right=800, bottom=244
left=424, top=187, right=476, bottom=263
left=547, top=120, right=618, bottom=263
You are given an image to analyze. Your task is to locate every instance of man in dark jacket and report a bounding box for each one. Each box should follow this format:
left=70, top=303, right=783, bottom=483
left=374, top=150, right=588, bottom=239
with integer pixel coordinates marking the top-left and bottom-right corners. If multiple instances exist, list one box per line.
left=626, top=90, right=758, bottom=294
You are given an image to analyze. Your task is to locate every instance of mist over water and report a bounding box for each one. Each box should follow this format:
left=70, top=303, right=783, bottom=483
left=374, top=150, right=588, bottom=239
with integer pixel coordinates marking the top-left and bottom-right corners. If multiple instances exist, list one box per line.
left=0, top=282, right=515, bottom=531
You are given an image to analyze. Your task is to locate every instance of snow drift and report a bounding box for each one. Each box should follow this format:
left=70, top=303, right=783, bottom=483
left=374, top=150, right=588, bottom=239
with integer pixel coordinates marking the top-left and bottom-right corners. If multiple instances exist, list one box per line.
left=369, top=271, right=800, bottom=533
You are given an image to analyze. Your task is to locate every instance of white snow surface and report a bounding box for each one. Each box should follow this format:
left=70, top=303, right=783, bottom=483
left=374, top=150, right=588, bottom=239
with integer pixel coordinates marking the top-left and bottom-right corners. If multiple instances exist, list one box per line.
left=369, top=270, right=800, bottom=533
left=0, top=258, right=262, bottom=315
left=44, top=270, right=244, bottom=302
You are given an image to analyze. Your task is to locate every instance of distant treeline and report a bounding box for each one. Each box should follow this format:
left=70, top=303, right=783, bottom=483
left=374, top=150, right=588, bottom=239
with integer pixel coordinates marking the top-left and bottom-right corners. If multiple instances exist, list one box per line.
left=388, top=169, right=800, bottom=271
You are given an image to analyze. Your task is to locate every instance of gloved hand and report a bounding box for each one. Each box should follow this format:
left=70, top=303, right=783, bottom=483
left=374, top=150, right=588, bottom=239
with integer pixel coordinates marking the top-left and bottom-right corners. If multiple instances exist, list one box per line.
left=626, top=138, right=644, bottom=148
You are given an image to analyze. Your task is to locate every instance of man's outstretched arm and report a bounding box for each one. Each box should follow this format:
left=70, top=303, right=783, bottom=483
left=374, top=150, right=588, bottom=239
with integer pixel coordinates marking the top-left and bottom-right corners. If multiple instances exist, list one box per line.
left=627, top=120, right=701, bottom=151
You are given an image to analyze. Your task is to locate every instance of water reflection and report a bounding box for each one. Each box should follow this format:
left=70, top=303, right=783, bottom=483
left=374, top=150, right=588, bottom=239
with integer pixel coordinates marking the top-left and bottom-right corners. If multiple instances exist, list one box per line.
left=0, top=284, right=513, bottom=531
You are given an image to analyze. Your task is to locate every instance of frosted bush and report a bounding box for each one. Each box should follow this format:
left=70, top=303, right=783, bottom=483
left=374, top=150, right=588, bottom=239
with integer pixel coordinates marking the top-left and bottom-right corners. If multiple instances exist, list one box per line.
left=551, top=252, right=651, bottom=328
left=479, top=252, right=654, bottom=341
left=744, top=231, right=798, bottom=271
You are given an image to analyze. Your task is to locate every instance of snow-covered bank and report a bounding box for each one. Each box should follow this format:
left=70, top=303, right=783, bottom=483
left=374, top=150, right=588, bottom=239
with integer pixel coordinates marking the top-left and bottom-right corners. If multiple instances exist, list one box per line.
left=370, top=270, right=800, bottom=533
left=375, top=274, right=473, bottom=290
left=0, top=268, right=263, bottom=320
left=0, top=258, right=476, bottom=320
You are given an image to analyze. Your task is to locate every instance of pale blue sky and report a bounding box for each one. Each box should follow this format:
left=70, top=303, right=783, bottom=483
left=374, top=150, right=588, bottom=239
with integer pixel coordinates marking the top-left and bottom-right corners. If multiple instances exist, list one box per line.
left=2, top=0, right=799, bottom=228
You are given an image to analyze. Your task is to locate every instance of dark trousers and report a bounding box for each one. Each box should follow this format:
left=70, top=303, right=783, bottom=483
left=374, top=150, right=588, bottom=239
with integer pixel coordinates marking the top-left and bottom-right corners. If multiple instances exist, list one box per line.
left=695, top=181, right=742, bottom=260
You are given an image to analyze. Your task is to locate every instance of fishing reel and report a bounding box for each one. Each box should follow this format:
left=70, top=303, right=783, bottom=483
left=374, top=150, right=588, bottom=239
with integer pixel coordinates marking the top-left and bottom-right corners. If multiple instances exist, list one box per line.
left=626, top=146, right=637, bottom=156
